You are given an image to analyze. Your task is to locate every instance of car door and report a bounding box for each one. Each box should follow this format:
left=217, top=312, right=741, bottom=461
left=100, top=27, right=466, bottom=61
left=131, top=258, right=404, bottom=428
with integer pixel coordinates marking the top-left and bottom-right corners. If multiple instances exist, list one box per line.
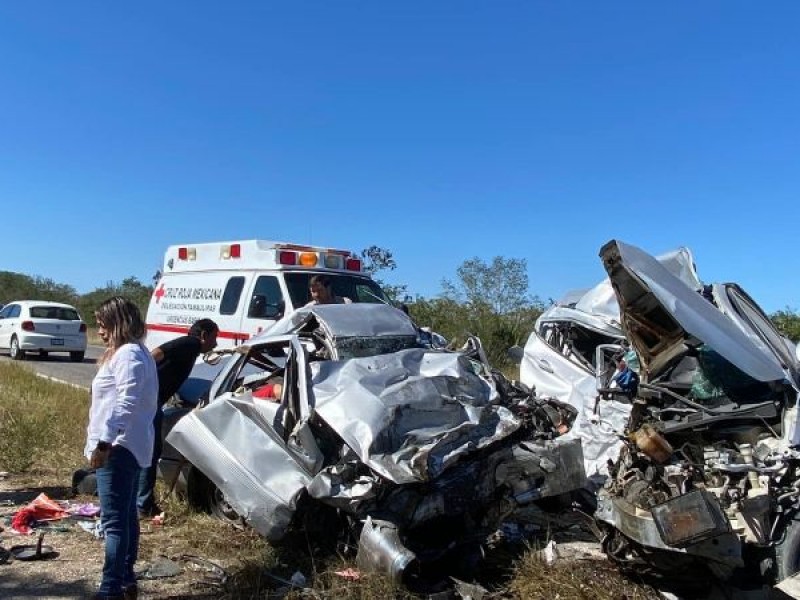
left=0, top=304, right=21, bottom=348
left=0, top=304, right=11, bottom=347
left=166, top=335, right=322, bottom=541
left=240, top=275, right=286, bottom=340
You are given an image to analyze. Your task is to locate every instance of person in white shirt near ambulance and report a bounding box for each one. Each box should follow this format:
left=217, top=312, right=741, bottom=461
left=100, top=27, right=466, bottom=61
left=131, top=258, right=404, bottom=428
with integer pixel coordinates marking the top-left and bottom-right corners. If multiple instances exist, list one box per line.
left=85, top=296, right=158, bottom=600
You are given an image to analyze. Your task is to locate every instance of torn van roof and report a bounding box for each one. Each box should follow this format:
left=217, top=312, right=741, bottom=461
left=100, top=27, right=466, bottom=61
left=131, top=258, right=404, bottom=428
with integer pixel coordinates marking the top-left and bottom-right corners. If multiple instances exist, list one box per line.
left=600, top=239, right=786, bottom=383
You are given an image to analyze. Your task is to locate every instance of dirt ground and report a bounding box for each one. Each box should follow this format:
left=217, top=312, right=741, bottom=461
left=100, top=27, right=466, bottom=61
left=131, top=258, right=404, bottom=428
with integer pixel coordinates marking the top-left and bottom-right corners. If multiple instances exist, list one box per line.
left=0, top=478, right=229, bottom=600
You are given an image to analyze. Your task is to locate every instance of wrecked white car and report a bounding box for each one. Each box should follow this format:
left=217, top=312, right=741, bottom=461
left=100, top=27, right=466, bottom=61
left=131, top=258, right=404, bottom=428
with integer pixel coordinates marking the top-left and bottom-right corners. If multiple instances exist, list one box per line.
left=165, top=303, right=585, bottom=582
left=594, top=240, right=800, bottom=589
left=520, top=247, right=703, bottom=485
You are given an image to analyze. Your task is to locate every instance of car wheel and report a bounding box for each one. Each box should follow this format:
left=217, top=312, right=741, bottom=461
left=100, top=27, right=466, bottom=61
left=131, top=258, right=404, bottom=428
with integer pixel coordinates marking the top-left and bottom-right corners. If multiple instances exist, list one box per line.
left=9, top=336, right=24, bottom=361
left=70, top=351, right=85, bottom=363
left=775, top=514, right=800, bottom=582
left=188, top=469, right=245, bottom=529
left=39, top=350, right=48, bottom=359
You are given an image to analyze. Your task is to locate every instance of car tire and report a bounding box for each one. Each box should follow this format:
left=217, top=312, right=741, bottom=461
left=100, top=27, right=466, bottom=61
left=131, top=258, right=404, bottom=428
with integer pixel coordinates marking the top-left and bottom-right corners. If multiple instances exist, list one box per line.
left=188, top=469, right=245, bottom=529
left=9, top=336, right=24, bottom=361
left=774, top=514, right=800, bottom=582
left=70, top=351, right=85, bottom=363
left=38, top=350, right=48, bottom=359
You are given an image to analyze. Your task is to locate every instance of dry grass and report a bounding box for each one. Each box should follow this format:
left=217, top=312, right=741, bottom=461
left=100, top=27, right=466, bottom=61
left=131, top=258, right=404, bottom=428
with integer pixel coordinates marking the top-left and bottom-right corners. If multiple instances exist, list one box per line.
left=507, top=549, right=661, bottom=600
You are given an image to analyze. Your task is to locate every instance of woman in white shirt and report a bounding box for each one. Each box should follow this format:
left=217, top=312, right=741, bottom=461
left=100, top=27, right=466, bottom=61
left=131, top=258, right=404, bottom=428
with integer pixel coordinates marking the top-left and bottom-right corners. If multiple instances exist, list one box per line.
left=85, top=296, right=158, bottom=600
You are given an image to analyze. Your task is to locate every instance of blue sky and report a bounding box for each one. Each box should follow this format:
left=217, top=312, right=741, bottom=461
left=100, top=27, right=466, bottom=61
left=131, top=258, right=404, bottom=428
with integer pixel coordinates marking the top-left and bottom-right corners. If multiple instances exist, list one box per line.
left=1, top=2, right=798, bottom=311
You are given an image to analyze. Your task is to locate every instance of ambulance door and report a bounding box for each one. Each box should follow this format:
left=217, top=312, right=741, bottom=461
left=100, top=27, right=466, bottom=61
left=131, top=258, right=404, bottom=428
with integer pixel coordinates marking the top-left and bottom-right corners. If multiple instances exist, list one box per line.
left=240, top=274, right=287, bottom=340
left=214, top=274, right=250, bottom=349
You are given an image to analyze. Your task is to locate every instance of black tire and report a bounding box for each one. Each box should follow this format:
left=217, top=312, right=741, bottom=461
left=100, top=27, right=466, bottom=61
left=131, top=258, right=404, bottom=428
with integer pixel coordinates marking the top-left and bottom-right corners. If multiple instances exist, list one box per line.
left=39, top=350, right=48, bottom=359
left=70, top=351, right=85, bottom=363
left=188, top=469, right=245, bottom=529
left=775, top=515, right=800, bottom=582
left=9, top=336, right=24, bottom=361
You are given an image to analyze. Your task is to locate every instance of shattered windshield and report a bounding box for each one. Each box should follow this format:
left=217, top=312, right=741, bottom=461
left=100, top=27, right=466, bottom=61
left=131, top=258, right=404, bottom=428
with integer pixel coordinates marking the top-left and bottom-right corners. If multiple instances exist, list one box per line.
left=332, top=335, right=418, bottom=359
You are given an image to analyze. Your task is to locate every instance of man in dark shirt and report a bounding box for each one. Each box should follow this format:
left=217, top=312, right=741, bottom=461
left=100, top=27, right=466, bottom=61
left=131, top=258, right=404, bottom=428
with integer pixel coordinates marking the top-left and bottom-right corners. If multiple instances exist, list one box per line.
left=137, top=318, right=219, bottom=517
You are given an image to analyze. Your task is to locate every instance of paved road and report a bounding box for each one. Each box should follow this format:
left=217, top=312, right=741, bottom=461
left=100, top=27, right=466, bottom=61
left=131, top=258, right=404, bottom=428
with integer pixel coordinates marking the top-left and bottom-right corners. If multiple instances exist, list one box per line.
left=0, top=344, right=104, bottom=389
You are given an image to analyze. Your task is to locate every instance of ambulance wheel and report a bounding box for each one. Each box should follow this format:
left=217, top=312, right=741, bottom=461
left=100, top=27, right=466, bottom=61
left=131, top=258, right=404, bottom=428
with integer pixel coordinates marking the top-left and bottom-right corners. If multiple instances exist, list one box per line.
left=189, top=469, right=245, bottom=529
left=70, top=351, right=85, bottom=363
left=9, top=336, right=24, bottom=361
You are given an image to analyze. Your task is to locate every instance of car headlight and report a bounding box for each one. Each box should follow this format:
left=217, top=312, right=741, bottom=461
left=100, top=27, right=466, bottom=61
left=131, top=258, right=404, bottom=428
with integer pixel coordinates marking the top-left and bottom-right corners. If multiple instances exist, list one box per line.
left=650, top=490, right=730, bottom=547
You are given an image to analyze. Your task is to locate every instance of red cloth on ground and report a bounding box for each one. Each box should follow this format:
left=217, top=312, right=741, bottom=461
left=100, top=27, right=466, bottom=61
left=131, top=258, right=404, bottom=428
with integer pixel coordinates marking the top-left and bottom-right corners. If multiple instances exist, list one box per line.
left=10, top=493, right=68, bottom=534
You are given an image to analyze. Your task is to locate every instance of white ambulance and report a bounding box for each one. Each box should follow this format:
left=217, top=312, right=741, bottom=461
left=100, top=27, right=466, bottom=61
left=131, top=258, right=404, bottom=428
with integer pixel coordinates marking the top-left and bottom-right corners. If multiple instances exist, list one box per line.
left=145, top=240, right=389, bottom=351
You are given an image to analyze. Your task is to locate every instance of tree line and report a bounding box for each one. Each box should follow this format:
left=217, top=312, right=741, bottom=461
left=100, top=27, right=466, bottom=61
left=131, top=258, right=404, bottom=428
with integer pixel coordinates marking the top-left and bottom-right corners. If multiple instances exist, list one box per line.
left=2, top=248, right=799, bottom=368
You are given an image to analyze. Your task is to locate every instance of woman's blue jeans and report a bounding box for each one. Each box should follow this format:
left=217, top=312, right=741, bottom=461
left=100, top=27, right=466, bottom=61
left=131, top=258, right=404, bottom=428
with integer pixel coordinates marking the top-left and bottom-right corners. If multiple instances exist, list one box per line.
left=96, top=445, right=141, bottom=596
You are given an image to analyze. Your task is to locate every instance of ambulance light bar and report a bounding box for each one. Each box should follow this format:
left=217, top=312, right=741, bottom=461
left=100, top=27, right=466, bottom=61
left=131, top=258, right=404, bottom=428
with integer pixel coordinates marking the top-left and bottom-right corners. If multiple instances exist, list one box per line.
left=220, top=243, right=242, bottom=260
left=274, top=249, right=362, bottom=271
left=324, top=254, right=343, bottom=269
left=177, top=247, right=197, bottom=261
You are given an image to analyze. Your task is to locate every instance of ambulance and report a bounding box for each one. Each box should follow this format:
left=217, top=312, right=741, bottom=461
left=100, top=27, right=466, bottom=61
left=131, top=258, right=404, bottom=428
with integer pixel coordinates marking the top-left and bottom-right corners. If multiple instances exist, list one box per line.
left=145, top=240, right=389, bottom=351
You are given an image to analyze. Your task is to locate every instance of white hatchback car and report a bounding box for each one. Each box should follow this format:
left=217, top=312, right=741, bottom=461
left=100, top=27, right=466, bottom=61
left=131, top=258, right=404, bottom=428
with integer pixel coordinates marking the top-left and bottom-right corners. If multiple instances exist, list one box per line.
left=0, top=301, right=87, bottom=362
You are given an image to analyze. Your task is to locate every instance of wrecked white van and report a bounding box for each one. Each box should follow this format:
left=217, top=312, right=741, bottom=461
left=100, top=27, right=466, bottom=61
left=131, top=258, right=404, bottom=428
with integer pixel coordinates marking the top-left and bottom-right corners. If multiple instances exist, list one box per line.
left=594, top=240, right=800, bottom=590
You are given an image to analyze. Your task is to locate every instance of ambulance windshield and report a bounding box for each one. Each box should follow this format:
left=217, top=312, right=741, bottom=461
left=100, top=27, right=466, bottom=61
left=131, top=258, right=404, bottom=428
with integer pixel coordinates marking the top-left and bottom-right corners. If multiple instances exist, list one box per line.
left=284, top=273, right=389, bottom=308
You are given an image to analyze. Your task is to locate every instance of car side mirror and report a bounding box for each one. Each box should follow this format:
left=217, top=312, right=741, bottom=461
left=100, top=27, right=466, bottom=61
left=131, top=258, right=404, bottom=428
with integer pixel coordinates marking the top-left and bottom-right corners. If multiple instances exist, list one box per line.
left=249, top=294, right=283, bottom=319
left=263, top=303, right=282, bottom=319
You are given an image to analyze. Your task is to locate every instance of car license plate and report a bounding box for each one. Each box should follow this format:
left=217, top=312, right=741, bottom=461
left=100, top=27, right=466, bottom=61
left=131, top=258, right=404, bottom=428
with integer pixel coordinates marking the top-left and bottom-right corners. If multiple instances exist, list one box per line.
left=50, top=338, right=64, bottom=346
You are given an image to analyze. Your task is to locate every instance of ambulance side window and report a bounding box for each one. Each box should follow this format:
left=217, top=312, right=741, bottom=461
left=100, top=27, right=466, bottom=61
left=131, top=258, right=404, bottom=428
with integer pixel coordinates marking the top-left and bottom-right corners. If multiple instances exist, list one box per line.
left=248, top=276, right=285, bottom=319
left=220, top=276, right=246, bottom=315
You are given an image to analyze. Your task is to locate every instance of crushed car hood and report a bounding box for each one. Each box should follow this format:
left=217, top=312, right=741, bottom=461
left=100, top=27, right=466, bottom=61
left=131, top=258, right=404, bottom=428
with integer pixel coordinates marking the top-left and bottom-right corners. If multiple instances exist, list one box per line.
left=312, top=348, right=516, bottom=484
left=600, top=240, right=788, bottom=384
left=167, top=346, right=522, bottom=539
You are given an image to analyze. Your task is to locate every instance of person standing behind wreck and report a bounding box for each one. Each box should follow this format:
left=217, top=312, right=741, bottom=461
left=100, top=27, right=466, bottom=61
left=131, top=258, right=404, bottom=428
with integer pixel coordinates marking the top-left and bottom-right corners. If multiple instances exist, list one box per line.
left=136, top=318, right=218, bottom=517
left=85, top=297, right=158, bottom=600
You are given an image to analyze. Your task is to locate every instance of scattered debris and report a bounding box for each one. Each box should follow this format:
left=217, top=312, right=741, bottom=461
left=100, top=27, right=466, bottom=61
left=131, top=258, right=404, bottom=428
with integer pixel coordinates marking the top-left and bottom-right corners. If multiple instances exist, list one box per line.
left=333, top=567, right=361, bottom=581
left=9, top=532, right=58, bottom=561
left=179, top=555, right=228, bottom=585
left=67, top=502, right=100, bottom=518
left=541, top=540, right=559, bottom=566
left=452, top=577, right=489, bottom=600
left=137, top=556, right=183, bottom=579
left=10, top=493, right=67, bottom=534
left=77, top=520, right=104, bottom=539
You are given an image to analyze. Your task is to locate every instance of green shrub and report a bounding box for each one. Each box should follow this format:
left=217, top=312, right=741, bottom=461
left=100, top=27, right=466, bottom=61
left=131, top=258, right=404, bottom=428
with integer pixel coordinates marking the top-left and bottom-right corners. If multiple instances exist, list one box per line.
left=0, top=363, right=89, bottom=474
